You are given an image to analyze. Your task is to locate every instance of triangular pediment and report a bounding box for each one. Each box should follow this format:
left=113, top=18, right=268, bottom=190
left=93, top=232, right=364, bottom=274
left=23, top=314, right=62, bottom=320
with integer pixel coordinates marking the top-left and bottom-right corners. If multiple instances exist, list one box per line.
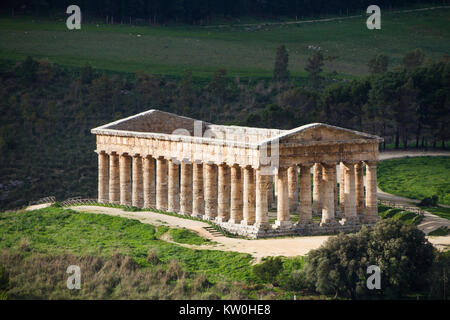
left=267, top=123, right=381, bottom=145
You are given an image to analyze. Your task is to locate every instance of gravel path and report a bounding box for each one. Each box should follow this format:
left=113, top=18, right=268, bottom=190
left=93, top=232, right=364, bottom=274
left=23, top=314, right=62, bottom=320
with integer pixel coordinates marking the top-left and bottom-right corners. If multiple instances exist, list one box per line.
left=70, top=205, right=450, bottom=259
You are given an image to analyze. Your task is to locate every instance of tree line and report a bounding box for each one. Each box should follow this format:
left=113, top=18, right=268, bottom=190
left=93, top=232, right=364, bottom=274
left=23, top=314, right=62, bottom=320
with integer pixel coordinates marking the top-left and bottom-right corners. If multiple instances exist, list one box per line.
left=1, top=0, right=443, bottom=24
left=0, top=46, right=448, bottom=209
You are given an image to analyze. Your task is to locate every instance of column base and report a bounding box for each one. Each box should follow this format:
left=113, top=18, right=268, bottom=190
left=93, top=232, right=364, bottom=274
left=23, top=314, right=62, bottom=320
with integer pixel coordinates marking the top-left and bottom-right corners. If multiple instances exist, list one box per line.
left=254, top=222, right=271, bottom=231
left=340, top=216, right=361, bottom=225
left=241, top=219, right=255, bottom=226
left=215, top=217, right=230, bottom=223
left=274, top=220, right=293, bottom=229
left=320, top=219, right=340, bottom=227
left=202, top=215, right=216, bottom=222
left=228, top=218, right=243, bottom=225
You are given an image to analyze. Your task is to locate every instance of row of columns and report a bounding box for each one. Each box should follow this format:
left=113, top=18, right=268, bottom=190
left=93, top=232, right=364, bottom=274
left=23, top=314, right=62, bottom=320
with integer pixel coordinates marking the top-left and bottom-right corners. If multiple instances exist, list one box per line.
left=98, top=152, right=378, bottom=228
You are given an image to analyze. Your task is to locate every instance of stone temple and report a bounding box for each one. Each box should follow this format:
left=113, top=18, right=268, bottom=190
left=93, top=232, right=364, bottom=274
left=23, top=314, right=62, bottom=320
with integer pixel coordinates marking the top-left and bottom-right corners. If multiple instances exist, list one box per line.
left=91, top=109, right=383, bottom=238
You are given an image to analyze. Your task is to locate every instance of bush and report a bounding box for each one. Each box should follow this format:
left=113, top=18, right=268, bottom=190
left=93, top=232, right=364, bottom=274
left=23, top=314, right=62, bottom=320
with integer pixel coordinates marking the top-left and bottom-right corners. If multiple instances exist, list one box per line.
left=147, top=249, right=161, bottom=265
left=419, top=195, right=439, bottom=207
left=0, top=265, right=9, bottom=291
left=253, top=257, right=283, bottom=284
left=303, top=219, right=435, bottom=299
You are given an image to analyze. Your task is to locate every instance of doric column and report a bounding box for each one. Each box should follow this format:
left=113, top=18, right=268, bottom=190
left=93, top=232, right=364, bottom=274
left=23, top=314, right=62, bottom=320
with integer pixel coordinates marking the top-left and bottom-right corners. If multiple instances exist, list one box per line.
left=143, top=156, right=156, bottom=209
left=109, top=152, right=120, bottom=204
left=299, top=164, right=313, bottom=224
left=267, top=176, right=274, bottom=210
left=156, top=157, right=168, bottom=211
left=180, top=162, right=193, bottom=215
left=255, top=169, right=270, bottom=228
left=339, top=163, right=345, bottom=213
left=242, top=166, right=256, bottom=225
left=343, top=162, right=358, bottom=224
left=229, top=165, right=243, bottom=224
left=355, top=162, right=365, bottom=216
left=132, top=155, right=144, bottom=208
left=98, top=152, right=109, bottom=203
left=320, top=163, right=338, bottom=226
left=276, top=167, right=291, bottom=228
left=204, top=163, right=218, bottom=220
left=334, top=165, right=338, bottom=215
left=217, top=164, right=230, bottom=222
left=313, top=163, right=323, bottom=214
left=119, top=154, right=132, bottom=206
left=288, top=165, right=299, bottom=212
left=168, top=160, right=179, bottom=213
left=192, top=162, right=204, bottom=218
left=365, top=161, right=379, bottom=224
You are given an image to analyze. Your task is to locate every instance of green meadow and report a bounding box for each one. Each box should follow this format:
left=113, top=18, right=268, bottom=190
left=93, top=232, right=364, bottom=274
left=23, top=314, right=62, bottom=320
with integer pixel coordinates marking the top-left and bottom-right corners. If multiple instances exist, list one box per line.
left=0, top=7, right=449, bottom=80
left=378, top=157, right=450, bottom=206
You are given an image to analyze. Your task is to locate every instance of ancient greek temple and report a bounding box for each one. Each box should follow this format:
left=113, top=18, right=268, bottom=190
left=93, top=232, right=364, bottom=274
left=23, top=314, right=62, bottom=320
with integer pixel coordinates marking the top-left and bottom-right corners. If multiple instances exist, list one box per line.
left=91, top=110, right=382, bottom=238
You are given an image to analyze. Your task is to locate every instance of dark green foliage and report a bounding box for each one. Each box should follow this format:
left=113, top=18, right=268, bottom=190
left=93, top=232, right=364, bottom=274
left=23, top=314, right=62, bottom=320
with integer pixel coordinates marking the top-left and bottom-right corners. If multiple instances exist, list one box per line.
left=305, top=50, right=324, bottom=88
left=428, top=226, right=449, bottom=236
left=273, top=45, right=289, bottom=83
left=368, top=54, right=389, bottom=75
left=253, top=257, right=283, bottom=283
left=419, top=195, right=439, bottom=207
left=0, top=265, right=9, bottom=291
left=303, top=219, right=435, bottom=299
left=403, top=48, right=425, bottom=70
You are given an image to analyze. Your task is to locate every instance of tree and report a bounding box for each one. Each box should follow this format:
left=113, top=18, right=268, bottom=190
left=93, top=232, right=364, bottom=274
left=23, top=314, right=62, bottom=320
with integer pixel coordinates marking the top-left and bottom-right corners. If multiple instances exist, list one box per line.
left=15, top=56, right=38, bottom=84
left=273, top=45, right=289, bottom=83
left=177, top=69, right=195, bottom=113
left=305, top=50, right=324, bottom=89
left=403, top=48, right=425, bottom=70
left=368, top=54, right=389, bottom=75
left=303, top=219, right=435, bottom=299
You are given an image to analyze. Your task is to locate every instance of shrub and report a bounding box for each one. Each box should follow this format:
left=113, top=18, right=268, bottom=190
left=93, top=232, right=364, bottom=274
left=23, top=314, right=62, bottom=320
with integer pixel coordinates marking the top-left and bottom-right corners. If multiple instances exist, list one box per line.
left=419, top=195, right=439, bottom=207
left=0, top=265, right=9, bottom=291
left=303, top=219, right=435, bottom=299
left=147, top=249, right=161, bottom=265
left=253, top=257, right=283, bottom=284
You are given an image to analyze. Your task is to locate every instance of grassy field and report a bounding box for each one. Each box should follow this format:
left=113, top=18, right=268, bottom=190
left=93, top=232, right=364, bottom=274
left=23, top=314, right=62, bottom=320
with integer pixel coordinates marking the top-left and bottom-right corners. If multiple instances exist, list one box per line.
left=378, top=157, right=450, bottom=206
left=0, top=7, right=449, bottom=80
left=0, top=206, right=309, bottom=299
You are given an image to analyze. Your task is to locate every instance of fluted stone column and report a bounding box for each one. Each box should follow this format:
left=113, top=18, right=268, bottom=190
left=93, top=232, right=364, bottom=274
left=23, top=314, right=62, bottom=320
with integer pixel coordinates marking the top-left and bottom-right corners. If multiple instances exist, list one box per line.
left=242, top=166, right=256, bottom=225
left=313, top=163, right=323, bottom=214
left=288, top=165, right=299, bottom=213
left=168, top=160, right=180, bottom=213
left=276, top=167, right=291, bottom=228
left=339, top=163, right=345, bottom=213
left=355, top=162, right=365, bottom=216
left=299, top=164, right=313, bottom=224
left=204, top=163, right=218, bottom=220
left=342, top=162, right=358, bottom=224
left=365, top=162, right=379, bottom=224
left=255, top=170, right=270, bottom=228
left=98, top=152, right=109, bottom=203
left=320, top=164, right=338, bottom=226
left=132, top=155, right=143, bottom=208
left=143, top=156, right=156, bottom=208
left=334, top=165, right=338, bottom=216
left=156, top=157, right=168, bottom=211
left=267, top=176, right=274, bottom=210
left=180, top=162, right=193, bottom=215
left=217, top=164, right=230, bottom=222
left=192, top=162, right=204, bottom=218
left=229, top=165, right=243, bottom=224
left=109, top=152, right=120, bottom=204
left=119, top=154, right=132, bottom=206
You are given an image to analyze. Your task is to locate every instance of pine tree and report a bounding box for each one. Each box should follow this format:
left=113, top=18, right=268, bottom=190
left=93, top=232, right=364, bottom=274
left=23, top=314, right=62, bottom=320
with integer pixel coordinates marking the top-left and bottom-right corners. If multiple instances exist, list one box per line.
left=305, top=50, right=324, bottom=89
left=273, top=45, right=289, bottom=83
left=368, top=54, right=389, bottom=75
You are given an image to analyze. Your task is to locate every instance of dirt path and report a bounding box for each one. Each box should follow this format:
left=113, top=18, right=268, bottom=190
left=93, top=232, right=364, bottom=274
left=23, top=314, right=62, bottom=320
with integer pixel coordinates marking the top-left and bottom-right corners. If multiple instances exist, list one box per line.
left=377, top=150, right=450, bottom=234
left=204, top=6, right=450, bottom=28
left=70, top=205, right=450, bottom=259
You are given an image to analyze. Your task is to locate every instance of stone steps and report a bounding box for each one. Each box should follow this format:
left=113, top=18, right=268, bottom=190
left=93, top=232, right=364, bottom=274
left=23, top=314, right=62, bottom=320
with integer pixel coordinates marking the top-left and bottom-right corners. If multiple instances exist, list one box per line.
left=203, top=226, right=223, bottom=237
